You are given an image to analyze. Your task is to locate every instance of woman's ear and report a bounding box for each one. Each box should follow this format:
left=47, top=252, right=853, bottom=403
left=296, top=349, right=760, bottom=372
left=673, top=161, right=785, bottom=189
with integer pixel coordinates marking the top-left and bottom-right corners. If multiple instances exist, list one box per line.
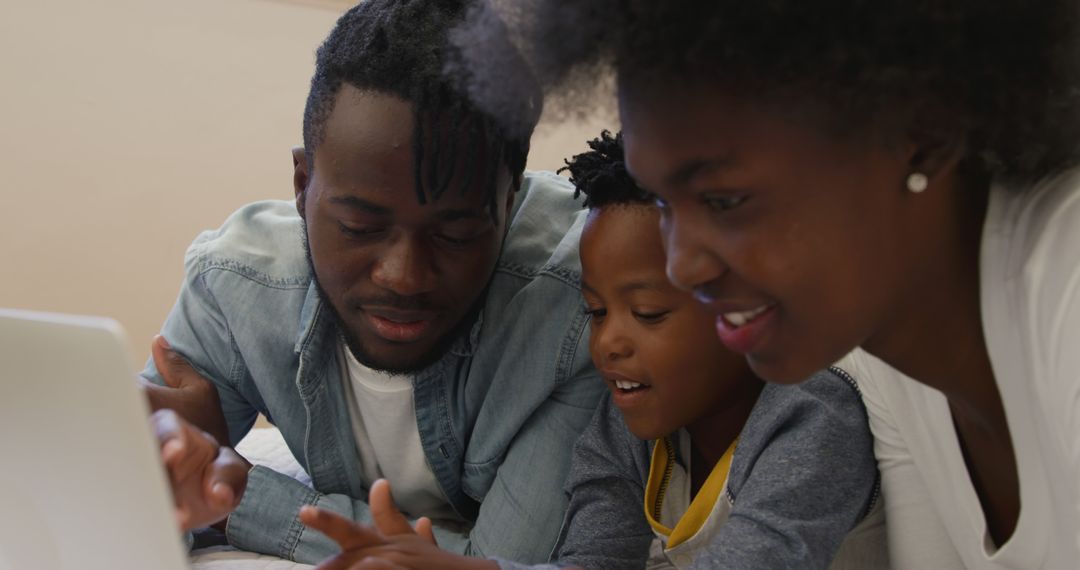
left=906, top=127, right=966, bottom=181
left=292, top=146, right=310, bottom=219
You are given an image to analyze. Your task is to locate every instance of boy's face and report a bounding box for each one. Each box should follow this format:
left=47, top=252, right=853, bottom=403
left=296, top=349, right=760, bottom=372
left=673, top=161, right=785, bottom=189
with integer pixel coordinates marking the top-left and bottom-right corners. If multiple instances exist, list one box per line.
left=580, top=205, right=757, bottom=440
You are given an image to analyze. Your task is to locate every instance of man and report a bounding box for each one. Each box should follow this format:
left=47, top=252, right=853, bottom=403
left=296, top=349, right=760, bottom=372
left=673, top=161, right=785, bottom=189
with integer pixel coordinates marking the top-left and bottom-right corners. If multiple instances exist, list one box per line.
left=142, top=0, right=603, bottom=564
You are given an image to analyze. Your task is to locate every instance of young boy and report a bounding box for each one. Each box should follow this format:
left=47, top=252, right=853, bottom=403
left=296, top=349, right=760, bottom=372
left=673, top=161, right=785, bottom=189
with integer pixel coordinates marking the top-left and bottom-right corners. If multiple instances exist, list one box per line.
left=299, top=132, right=888, bottom=569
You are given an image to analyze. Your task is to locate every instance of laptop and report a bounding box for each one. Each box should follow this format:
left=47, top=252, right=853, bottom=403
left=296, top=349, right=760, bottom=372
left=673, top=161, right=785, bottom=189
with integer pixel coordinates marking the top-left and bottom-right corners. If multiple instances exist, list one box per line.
left=0, top=308, right=189, bottom=570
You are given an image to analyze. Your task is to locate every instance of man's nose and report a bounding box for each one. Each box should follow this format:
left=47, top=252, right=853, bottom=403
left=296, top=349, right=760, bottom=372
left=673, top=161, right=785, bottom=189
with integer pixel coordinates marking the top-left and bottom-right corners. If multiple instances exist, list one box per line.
left=370, top=235, right=439, bottom=297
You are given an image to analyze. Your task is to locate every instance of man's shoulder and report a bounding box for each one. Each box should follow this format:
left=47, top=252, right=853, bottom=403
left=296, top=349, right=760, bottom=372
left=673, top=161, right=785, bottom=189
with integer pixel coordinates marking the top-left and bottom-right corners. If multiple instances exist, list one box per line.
left=185, top=200, right=311, bottom=288
left=496, top=171, right=587, bottom=288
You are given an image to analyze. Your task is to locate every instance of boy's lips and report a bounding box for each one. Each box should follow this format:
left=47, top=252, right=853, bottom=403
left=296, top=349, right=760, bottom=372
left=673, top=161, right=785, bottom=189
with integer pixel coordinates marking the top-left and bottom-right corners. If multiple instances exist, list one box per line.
left=362, top=307, right=439, bottom=343
left=602, top=369, right=653, bottom=410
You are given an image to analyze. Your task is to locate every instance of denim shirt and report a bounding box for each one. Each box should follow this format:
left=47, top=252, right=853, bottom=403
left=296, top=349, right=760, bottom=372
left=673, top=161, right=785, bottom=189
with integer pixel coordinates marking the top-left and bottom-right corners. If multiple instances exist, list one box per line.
left=141, top=171, right=605, bottom=564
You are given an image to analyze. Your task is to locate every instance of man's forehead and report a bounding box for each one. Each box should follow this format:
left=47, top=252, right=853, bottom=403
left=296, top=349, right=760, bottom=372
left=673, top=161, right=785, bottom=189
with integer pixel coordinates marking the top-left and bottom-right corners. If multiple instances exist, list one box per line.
left=315, top=85, right=511, bottom=211
left=322, top=86, right=414, bottom=152
left=327, top=192, right=492, bottom=220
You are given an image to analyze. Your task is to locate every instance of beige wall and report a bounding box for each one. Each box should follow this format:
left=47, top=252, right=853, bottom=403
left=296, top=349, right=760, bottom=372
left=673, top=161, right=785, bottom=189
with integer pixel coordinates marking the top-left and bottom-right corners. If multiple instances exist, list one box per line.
left=0, top=0, right=612, bottom=366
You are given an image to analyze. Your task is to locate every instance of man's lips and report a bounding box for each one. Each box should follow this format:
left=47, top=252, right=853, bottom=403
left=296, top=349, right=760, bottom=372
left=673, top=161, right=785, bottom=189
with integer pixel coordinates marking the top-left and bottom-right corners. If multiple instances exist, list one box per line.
left=361, top=307, right=439, bottom=343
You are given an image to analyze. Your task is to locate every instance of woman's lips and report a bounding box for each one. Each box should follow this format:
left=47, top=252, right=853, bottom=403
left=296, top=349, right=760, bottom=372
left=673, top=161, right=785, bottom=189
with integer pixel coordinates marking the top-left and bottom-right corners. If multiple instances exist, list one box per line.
left=714, top=303, right=777, bottom=354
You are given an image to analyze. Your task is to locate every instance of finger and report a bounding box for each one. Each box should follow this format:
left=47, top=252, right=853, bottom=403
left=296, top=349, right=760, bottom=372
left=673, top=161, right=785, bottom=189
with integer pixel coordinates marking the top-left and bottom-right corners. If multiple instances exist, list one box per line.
left=300, top=506, right=385, bottom=551
left=369, top=480, right=414, bottom=536
left=314, top=553, right=406, bottom=570
left=153, top=334, right=206, bottom=391
left=204, top=447, right=250, bottom=511
left=151, top=335, right=185, bottom=389
left=176, top=504, right=192, bottom=530
left=153, top=409, right=196, bottom=475
left=151, top=408, right=182, bottom=443
left=157, top=413, right=217, bottom=485
left=413, top=517, right=435, bottom=544
left=139, top=377, right=170, bottom=412
left=354, top=559, right=407, bottom=570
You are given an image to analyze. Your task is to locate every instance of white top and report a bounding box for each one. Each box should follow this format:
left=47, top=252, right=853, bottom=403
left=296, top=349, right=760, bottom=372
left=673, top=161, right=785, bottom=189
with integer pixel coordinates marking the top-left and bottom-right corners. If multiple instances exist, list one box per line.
left=846, top=168, right=1080, bottom=569
left=338, top=341, right=460, bottom=523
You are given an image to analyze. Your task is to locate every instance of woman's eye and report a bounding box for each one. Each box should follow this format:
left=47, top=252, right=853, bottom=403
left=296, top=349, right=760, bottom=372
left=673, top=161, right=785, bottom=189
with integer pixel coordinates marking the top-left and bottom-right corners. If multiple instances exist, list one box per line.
left=633, top=310, right=670, bottom=324
left=702, top=194, right=747, bottom=212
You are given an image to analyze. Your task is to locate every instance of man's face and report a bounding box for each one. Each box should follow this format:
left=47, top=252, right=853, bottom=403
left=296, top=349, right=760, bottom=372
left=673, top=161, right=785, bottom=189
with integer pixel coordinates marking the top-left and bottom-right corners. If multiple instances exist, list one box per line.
left=296, top=85, right=514, bottom=374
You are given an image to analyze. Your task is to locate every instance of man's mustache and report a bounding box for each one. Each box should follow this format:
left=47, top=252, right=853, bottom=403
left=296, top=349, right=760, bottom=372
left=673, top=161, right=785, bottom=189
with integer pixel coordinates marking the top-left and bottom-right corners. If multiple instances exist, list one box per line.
left=350, top=294, right=440, bottom=313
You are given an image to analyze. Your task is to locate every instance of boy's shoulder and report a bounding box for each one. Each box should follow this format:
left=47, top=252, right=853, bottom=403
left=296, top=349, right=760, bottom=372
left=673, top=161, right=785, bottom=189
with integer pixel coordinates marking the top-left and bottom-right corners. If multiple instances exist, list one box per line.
left=754, top=366, right=867, bottom=426
left=730, top=366, right=874, bottom=493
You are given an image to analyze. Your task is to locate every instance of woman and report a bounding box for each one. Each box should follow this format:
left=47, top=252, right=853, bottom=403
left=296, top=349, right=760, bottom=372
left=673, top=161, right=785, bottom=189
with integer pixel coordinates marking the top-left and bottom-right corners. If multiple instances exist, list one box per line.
left=450, top=1, right=1080, bottom=568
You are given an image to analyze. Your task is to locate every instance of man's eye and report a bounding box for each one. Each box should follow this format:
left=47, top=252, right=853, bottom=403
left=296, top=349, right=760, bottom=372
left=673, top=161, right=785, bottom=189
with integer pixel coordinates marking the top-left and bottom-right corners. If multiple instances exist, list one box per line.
left=702, top=194, right=747, bottom=212
left=633, top=310, right=670, bottom=324
left=435, top=233, right=478, bottom=246
left=338, top=222, right=384, bottom=239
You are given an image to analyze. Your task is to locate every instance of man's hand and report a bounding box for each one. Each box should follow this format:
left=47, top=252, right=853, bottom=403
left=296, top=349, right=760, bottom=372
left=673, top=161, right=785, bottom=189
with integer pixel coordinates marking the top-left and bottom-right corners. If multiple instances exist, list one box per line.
left=301, top=480, right=497, bottom=570
left=140, top=335, right=230, bottom=445
left=152, top=408, right=250, bottom=532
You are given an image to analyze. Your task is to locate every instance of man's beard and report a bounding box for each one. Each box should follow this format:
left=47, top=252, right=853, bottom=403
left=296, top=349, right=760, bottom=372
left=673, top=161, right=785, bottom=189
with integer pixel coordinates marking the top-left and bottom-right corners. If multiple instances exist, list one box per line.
left=302, top=226, right=482, bottom=376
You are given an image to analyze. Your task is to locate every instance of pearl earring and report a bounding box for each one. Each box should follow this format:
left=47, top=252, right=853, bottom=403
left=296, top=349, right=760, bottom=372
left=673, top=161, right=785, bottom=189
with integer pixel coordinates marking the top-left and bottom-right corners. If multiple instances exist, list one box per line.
left=907, top=172, right=929, bottom=193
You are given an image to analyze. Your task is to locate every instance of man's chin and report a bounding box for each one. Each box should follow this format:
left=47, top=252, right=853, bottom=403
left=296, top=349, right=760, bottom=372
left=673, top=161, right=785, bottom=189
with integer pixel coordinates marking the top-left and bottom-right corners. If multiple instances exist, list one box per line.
left=343, top=334, right=453, bottom=376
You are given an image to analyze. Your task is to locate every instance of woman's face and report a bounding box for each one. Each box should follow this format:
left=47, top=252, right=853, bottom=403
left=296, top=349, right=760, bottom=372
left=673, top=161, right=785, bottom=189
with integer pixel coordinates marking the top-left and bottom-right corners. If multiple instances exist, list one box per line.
left=620, top=86, right=937, bottom=383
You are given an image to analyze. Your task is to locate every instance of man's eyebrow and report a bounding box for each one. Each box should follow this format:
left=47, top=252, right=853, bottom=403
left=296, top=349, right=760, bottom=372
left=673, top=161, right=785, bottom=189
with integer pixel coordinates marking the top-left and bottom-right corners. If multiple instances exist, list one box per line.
left=437, top=208, right=492, bottom=223
left=328, top=196, right=392, bottom=216
left=664, top=154, right=737, bottom=187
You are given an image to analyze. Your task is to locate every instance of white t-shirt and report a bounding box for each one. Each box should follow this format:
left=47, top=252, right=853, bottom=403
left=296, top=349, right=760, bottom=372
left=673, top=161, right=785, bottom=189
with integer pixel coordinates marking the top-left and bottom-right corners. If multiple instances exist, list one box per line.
left=338, top=341, right=461, bottom=523
left=846, top=168, right=1080, bottom=569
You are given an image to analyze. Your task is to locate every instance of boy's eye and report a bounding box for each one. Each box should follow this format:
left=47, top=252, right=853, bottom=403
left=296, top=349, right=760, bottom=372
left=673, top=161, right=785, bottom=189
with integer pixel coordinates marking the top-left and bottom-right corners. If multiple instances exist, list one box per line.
left=584, top=307, right=607, bottom=321
left=702, top=193, right=747, bottom=212
left=633, top=310, right=670, bottom=324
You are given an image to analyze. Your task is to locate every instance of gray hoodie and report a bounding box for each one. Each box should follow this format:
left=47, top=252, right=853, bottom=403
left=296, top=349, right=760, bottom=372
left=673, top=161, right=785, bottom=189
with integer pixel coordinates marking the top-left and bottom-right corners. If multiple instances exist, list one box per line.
left=497, top=366, right=888, bottom=569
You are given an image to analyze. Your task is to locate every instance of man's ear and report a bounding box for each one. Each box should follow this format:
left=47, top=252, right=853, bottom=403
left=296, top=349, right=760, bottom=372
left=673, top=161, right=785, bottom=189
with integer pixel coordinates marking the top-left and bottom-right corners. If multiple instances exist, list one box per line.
left=292, top=146, right=310, bottom=219
left=503, top=172, right=521, bottom=224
